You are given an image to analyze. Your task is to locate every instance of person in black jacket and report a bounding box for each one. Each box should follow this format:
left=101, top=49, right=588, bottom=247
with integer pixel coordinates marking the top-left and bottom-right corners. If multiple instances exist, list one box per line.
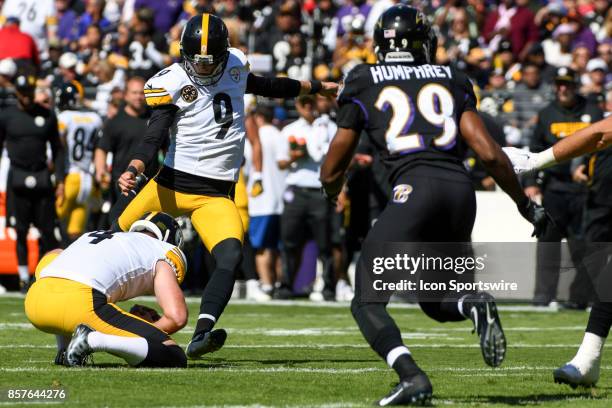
left=524, top=67, right=604, bottom=308
left=0, top=74, right=65, bottom=292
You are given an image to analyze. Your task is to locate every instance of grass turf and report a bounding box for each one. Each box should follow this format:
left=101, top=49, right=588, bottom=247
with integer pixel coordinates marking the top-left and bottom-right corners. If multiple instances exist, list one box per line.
left=0, top=295, right=610, bottom=407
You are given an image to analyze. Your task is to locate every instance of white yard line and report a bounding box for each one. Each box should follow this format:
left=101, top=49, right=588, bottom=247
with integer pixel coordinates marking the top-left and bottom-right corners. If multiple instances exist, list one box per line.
left=1, top=366, right=611, bottom=373
left=0, top=343, right=586, bottom=349
left=0, top=293, right=565, bottom=312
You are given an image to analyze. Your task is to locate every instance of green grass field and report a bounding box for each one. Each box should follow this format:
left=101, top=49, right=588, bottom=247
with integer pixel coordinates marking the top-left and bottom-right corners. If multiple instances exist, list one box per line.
left=0, top=295, right=610, bottom=407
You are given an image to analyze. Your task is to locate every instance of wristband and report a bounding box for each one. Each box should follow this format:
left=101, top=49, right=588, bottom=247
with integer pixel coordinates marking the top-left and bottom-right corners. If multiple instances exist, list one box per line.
left=126, top=165, right=139, bottom=177
left=251, top=171, right=262, bottom=182
left=309, top=80, right=322, bottom=95
left=534, top=147, right=557, bottom=170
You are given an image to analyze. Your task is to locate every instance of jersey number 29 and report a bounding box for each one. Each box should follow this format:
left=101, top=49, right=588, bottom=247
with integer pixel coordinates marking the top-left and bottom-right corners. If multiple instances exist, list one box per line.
left=375, top=84, right=456, bottom=154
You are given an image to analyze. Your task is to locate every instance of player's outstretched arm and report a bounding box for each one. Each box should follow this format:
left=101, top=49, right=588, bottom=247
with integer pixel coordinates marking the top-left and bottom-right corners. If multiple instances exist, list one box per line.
left=152, top=261, right=188, bottom=335
left=320, top=127, right=360, bottom=201
left=245, top=73, right=338, bottom=99
left=460, top=111, right=551, bottom=236
left=118, top=105, right=178, bottom=195
left=503, top=115, right=612, bottom=174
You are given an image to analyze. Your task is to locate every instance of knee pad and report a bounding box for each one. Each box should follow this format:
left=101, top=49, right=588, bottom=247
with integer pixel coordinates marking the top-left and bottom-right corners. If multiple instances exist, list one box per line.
left=211, top=238, right=243, bottom=272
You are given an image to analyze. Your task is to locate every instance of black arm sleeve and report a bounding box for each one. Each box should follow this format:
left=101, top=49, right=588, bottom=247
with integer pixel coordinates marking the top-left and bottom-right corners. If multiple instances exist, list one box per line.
left=48, top=114, right=66, bottom=183
left=132, top=105, right=178, bottom=168
left=245, top=73, right=302, bottom=98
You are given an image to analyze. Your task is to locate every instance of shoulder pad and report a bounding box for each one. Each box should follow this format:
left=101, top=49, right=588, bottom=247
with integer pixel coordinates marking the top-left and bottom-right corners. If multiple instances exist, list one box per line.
left=227, top=48, right=251, bottom=73
left=337, top=64, right=370, bottom=103
left=144, top=64, right=185, bottom=108
left=164, top=247, right=187, bottom=284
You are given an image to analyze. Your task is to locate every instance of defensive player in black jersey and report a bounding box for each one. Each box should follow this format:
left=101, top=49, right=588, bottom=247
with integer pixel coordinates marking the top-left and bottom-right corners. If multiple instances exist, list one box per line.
left=321, top=5, right=551, bottom=406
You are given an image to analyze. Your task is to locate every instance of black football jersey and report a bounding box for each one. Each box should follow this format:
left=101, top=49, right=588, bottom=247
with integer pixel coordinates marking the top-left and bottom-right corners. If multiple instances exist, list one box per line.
left=336, top=63, right=477, bottom=183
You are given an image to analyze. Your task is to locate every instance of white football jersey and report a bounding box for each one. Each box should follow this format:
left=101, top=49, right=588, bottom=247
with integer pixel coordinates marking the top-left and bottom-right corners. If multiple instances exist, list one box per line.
left=1, top=0, right=56, bottom=53
left=39, top=231, right=187, bottom=304
left=58, top=110, right=102, bottom=174
left=143, top=48, right=250, bottom=182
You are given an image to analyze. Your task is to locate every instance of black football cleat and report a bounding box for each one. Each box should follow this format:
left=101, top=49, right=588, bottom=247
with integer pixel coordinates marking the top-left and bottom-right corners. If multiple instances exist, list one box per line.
left=186, top=329, right=227, bottom=360
left=467, top=292, right=506, bottom=367
left=377, top=372, right=433, bottom=406
left=65, top=324, right=94, bottom=366
left=54, top=349, right=66, bottom=366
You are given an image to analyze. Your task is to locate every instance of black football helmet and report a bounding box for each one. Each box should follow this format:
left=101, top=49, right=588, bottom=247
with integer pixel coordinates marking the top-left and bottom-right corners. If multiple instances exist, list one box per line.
left=180, top=13, right=230, bottom=86
left=373, top=5, right=437, bottom=64
left=54, top=81, right=80, bottom=111
left=129, top=211, right=184, bottom=249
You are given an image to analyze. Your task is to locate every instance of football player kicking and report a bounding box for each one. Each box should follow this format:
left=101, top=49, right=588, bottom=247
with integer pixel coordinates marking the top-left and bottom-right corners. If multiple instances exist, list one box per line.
left=54, top=82, right=102, bottom=243
left=320, top=5, right=551, bottom=406
left=25, top=212, right=189, bottom=368
left=114, top=13, right=337, bottom=360
left=503, top=116, right=612, bottom=388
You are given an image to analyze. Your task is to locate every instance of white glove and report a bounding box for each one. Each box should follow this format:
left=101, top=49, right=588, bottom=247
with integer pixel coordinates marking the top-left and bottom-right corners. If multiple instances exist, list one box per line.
left=502, top=147, right=539, bottom=175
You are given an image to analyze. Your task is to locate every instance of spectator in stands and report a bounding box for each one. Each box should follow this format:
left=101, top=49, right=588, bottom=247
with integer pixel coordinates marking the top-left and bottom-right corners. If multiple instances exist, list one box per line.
left=434, top=0, right=479, bottom=41
left=133, top=0, right=183, bottom=34
left=77, top=0, right=111, bottom=38
left=275, top=95, right=336, bottom=300
left=482, top=0, right=538, bottom=62
left=543, top=23, right=575, bottom=68
left=524, top=43, right=557, bottom=84
left=255, top=0, right=302, bottom=70
left=581, top=59, right=608, bottom=99
left=331, top=15, right=375, bottom=79
left=51, top=52, right=83, bottom=89
left=0, top=17, right=40, bottom=70
left=437, top=7, right=478, bottom=68
left=587, top=0, right=610, bottom=42
left=90, top=59, right=125, bottom=117
left=571, top=44, right=591, bottom=79
left=56, top=0, right=80, bottom=44
left=514, top=62, right=553, bottom=129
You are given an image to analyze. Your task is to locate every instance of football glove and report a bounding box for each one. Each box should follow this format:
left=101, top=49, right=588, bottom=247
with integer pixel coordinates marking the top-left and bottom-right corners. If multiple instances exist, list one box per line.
left=250, top=172, right=264, bottom=197
left=517, top=199, right=554, bottom=238
left=129, top=304, right=161, bottom=323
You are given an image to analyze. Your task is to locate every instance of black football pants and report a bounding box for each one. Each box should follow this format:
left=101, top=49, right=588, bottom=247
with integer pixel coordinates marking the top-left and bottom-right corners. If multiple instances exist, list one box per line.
left=352, top=169, right=476, bottom=361
left=280, top=186, right=334, bottom=293
left=534, top=190, right=590, bottom=305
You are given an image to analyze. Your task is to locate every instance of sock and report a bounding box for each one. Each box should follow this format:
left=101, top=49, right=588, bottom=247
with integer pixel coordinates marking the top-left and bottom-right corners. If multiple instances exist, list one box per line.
left=386, top=345, right=410, bottom=367
left=586, top=302, right=612, bottom=338
left=194, top=314, right=216, bottom=336
left=391, top=353, right=422, bottom=381
left=55, top=335, right=70, bottom=351
left=87, top=332, right=148, bottom=366
left=18, top=265, right=29, bottom=282
left=569, top=332, right=606, bottom=376
left=458, top=294, right=470, bottom=318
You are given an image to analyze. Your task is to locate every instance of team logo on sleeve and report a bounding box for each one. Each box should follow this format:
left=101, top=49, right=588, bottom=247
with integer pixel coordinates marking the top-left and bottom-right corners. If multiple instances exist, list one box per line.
left=181, top=85, right=198, bottom=102
left=392, top=184, right=413, bottom=203
left=230, top=67, right=241, bottom=83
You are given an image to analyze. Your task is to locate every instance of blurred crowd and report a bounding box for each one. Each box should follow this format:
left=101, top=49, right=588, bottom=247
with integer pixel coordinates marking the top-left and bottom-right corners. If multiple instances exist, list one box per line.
left=0, top=0, right=610, bottom=302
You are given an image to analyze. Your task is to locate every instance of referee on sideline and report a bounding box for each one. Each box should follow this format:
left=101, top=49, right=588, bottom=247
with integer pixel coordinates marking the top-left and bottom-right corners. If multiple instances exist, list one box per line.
left=0, top=74, right=65, bottom=291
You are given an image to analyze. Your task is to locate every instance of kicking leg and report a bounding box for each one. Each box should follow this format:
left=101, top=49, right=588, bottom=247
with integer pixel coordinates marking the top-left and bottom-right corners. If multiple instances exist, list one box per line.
left=187, top=197, right=243, bottom=359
